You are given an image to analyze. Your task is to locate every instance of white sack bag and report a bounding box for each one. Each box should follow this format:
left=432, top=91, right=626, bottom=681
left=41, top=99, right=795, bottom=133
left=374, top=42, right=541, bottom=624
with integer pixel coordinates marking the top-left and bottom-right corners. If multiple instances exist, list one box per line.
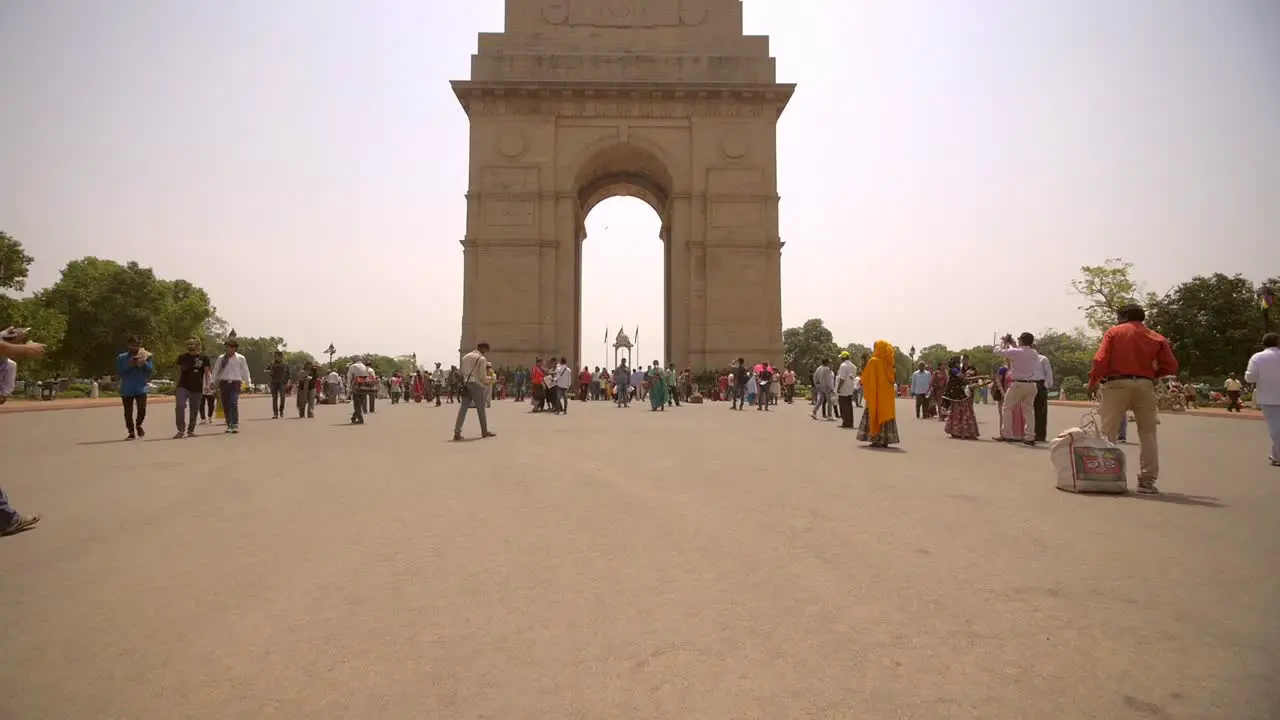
left=1050, top=413, right=1128, bottom=494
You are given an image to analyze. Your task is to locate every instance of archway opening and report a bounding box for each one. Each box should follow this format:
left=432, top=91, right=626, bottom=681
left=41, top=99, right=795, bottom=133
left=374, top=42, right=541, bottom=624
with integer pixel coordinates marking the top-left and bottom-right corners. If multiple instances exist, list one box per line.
left=578, top=195, right=665, bottom=375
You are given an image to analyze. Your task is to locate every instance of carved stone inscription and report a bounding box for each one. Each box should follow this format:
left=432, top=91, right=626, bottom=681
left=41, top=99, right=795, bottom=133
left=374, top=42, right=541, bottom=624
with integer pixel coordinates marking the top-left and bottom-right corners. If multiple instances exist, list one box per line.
left=485, top=199, right=537, bottom=226
left=569, top=0, right=680, bottom=27
left=483, top=166, right=539, bottom=194
left=467, top=97, right=766, bottom=119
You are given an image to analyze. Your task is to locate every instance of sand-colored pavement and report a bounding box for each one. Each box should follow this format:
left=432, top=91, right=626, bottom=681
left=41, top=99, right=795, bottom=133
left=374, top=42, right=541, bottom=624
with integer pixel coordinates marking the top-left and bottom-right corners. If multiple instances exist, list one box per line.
left=2, top=397, right=1277, bottom=719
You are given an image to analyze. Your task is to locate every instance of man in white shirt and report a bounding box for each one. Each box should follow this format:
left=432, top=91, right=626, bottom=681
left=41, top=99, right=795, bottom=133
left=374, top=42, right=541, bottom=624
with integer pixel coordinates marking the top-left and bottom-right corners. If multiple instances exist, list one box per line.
left=346, top=357, right=373, bottom=424
left=209, top=337, right=252, bottom=433
left=810, top=358, right=835, bottom=420
left=1031, top=350, right=1055, bottom=442
left=835, top=351, right=857, bottom=428
left=554, top=357, right=572, bottom=415
left=993, top=332, right=1040, bottom=444
left=431, top=362, right=445, bottom=406
left=909, top=362, right=932, bottom=418
left=1244, top=332, right=1280, bottom=466
left=0, top=331, right=45, bottom=536
left=453, top=342, right=497, bottom=440
left=0, top=356, right=16, bottom=404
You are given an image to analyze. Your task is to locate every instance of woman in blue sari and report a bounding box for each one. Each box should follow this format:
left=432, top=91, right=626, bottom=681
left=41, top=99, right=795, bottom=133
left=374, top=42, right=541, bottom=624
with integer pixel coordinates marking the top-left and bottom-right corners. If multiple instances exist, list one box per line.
left=646, top=361, right=668, bottom=411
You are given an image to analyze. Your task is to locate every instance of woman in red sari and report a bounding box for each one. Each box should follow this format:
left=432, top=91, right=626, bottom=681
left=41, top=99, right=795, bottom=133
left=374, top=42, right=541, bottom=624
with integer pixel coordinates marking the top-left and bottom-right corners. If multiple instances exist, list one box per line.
left=411, top=371, right=426, bottom=402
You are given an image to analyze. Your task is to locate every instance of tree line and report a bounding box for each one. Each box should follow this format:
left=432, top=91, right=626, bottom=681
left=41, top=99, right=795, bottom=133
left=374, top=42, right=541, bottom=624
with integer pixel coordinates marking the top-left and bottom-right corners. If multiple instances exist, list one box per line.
left=0, top=231, right=419, bottom=382
left=783, top=258, right=1276, bottom=390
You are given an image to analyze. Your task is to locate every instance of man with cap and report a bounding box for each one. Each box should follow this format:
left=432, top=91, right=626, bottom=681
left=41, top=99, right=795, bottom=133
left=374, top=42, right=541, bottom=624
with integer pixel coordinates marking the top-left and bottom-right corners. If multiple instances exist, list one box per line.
left=209, top=332, right=252, bottom=433
left=835, top=350, right=858, bottom=427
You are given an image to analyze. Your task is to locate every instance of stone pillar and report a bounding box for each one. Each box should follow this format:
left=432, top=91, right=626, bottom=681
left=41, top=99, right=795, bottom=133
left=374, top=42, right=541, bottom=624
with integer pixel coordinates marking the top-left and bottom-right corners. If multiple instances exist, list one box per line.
left=554, top=194, right=577, bottom=364
left=667, top=195, right=692, bottom=369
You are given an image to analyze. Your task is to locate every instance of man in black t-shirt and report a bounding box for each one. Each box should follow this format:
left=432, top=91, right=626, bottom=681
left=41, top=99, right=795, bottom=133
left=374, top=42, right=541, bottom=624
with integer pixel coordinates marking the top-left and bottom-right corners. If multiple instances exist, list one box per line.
left=756, top=362, right=774, bottom=411
left=731, top=358, right=750, bottom=410
left=174, top=338, right=211, bottom=438
left=267, top=350, right=289, bottom=418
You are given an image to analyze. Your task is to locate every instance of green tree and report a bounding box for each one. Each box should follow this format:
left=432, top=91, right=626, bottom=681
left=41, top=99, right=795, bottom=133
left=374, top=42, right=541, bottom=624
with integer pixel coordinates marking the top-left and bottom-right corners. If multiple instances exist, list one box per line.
left=1033, top=330, right=1094, bottom=387
left=0, top=231, right=34, bottom=292
left=232, top=336, right=288, bottom=380
left=1070, top=258, right=1143, bottom=335
left=3, top=294, right=70, bottom=378
left=916, top=343, right=952, bottom=370
left=284, top=351, right=318, bottom=374
left=956, top=345, right=997, bottom=376
left=843, top=342, right=871, bottom=362
left=199, top=313, right=231, bottom=351
left=783, top=319, right=841, bottom=381
left=1147, top=273, right=1265, bottom=379
left=892, top=346, right=913, bottom=385
left=41, top=257, right=214, bottom=376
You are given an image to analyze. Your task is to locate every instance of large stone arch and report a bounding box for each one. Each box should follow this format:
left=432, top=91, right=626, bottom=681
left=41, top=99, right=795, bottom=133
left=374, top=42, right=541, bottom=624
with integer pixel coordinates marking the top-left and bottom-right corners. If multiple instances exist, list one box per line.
left=453, top=0, right=794, bottom=371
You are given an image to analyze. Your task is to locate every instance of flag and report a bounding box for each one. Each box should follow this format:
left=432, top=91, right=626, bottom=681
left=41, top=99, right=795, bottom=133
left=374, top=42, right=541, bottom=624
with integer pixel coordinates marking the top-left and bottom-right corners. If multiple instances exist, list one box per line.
left=635, top=326, right=639, bottom=344
left=1262, top=287, right=1275, bottom=310
left=604, top=327, right=609, bottom=344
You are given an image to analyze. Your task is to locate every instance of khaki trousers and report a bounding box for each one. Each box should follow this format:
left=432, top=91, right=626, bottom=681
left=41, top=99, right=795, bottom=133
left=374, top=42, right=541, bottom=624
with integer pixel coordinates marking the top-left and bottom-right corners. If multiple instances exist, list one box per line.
left=1001, top=381, right=1037, bottom=441
left=1099, top=378, right=1159, bottom=481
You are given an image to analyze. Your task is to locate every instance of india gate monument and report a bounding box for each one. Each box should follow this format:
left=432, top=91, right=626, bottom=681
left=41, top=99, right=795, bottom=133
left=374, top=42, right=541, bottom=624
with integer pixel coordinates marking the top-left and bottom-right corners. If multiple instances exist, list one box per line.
left=453, top=0, right=794, bottom=370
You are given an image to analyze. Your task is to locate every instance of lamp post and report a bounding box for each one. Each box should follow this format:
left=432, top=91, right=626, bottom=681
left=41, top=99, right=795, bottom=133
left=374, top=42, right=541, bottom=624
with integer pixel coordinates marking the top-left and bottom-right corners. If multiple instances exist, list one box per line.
left=1260, top=286, right=1275, bottom=333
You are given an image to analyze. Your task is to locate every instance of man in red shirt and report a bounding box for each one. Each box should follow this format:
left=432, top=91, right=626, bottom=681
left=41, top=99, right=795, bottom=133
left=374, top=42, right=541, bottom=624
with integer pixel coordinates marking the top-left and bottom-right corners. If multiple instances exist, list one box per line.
left=530, top=358, right=546, bottom=413
left=1088, top=304, right=1179, bottom=494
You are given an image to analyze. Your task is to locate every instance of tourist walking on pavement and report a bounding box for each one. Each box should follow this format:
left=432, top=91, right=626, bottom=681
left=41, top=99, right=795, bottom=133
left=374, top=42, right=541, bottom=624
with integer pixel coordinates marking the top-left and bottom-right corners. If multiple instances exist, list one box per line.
left=173, top=337, right=210, bottom=438
left=116, top=335, right=154, bottom=440
left=730, top=359, right=749, bottom=410
left=835, top=351, right=857, bottom=427
left=296, top=362, right=319, bottom=418
left=1088, top=304, right=1179, bottom=494
left=993, top=332, right=1041, bottom=445
left=1224, top=374, right=1244, bottom=412
left=0, top=330, right=44, bottom=535
left=210, top=335, right=252, bottom=433
left=1032, top=348, right=1054, bottom=442
left=857, top=340, right=901, bottom=448
left=755, top=362, right=774, bottom=411
left=267, top=350, right=289, bottom=418
left=346, top=356, right=374, bottom=424
left=199, top=360, right=217, bottom=423
left=612, top=360, right=631, bottom=407
left=453, top=342, right=497, bottom=440
left=910, top=362, right=932, bottom=418
left=1244, top=332, right=1280, bottom=466
left=811, top=358, right=835, bottom=420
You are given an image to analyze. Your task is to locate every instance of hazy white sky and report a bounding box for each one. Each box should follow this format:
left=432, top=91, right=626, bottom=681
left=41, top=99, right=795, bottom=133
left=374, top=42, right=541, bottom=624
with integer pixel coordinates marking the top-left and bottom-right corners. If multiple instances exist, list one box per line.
left=2, top=0, right=1277, bottom=365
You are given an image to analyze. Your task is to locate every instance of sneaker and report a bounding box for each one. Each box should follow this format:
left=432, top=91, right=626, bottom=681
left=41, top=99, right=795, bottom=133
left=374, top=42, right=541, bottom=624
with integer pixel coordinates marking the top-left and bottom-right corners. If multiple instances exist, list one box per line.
left=1118, top=436, right=1127, bottom=444
left=1269, top=457, right=1279, bottom=467
left=1, top=513, right=40, bottom=536
left=452, top=433, right=463, bottom=441
left=126, top=433, right=136, bottom=440
left=1136, top=479, right=1159, bottom=494
left=482, top=431, right=497, bottom=438
left=172, top=432, right=185, bottom=439
left=137, top=427, right=146, bottom=438
left=230, top=426, right=239, bottom=434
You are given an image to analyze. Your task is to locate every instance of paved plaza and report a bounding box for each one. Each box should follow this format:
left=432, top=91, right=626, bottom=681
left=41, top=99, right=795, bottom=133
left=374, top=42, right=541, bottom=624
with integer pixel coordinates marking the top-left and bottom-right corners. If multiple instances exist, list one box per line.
left=2, top=397, right=1277, bottom=719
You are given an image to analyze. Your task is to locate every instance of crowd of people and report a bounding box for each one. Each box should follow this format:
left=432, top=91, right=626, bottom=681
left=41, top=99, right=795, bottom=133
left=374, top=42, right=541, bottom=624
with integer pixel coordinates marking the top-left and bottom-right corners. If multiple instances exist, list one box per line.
left=4, top=301, right=1279, bottom=537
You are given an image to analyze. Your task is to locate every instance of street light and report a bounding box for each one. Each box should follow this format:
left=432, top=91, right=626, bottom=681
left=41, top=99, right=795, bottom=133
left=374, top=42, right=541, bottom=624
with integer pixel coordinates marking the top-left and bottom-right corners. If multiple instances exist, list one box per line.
left=1260, top=286, right=1275, bottom=333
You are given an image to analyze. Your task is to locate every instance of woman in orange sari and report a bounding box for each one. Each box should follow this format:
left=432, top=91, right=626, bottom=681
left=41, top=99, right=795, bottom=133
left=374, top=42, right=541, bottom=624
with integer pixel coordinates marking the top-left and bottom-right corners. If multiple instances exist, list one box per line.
left=857, top=340, right=901, bottom=448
